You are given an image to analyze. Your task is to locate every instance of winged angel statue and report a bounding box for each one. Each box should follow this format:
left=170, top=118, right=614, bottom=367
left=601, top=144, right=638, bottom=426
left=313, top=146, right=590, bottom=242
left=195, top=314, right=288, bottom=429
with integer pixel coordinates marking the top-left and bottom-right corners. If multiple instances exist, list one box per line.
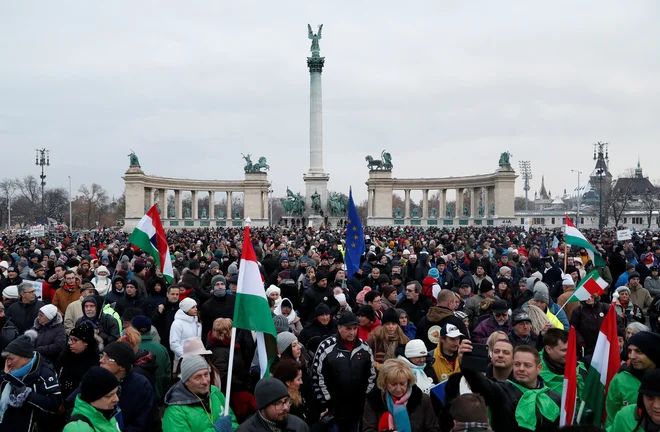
left=308, top=24, right=323, bottom=56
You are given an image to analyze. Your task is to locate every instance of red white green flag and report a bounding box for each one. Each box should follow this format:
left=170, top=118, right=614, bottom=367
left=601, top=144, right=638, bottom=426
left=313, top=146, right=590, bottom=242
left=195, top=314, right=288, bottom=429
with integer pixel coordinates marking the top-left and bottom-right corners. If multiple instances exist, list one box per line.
left=582, top=305, right=620, bottom=426
left=565, top=218, right=607, bottom=267
left=567, top=270, right=608, bottom=303
left=128, top=204, right=173, bottom=283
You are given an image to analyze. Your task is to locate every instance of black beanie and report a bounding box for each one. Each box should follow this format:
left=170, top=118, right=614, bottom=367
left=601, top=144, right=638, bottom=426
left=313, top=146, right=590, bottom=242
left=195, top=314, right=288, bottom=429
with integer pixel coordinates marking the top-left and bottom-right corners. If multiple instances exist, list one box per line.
left=80, top=366, right=119, bottom=403
left=479, top=279, right=494, bottom=294
left=103, top=342, right=135, bottom=371
left=71, top=321, right=97, bottom=346
left=2, top=335, right=34, bottom=359
left=315, top=303, right=331, bottom=317
left=381, top=308, right=400, bottom=326
left=628, top=331, right=660, bottom=367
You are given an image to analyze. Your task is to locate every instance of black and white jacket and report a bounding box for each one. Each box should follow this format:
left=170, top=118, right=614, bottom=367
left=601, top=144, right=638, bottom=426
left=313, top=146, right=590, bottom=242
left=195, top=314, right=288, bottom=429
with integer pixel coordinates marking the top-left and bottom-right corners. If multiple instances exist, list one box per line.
left=311, top=335, right=376, bottom=424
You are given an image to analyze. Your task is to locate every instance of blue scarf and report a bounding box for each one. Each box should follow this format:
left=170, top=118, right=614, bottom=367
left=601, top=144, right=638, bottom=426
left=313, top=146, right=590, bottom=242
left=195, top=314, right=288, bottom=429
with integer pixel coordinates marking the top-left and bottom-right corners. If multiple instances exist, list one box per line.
left=386, top=386, right=412, bottom=432
left=0, top=353, right=36, bottom=423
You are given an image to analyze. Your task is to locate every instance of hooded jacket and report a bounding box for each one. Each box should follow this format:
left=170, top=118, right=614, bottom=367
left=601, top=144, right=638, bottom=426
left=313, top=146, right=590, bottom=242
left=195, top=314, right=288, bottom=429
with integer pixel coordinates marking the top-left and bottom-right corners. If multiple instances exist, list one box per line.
left=105, top=276, right=126, bottom=306
left=138, top=332, right=172, bottom=404
left=200, top=291, right=236, bottom=343
left=162, top=381, right=238, bottom=432
left=63, top=395, right=119, bottom=432
left=169, top=308, right=202, bottom=360
left=5, top=297, right=45, bottom=335
left=91, top=266, right=112, bottom=296
left=75, top=296, right=120, bottom=346
left=298, top=317, right=338, bottom=355
left=415, top=306, right=469, bottom=351
left=274, top=298, right=303, bottom=336
left=605, top=366, right=643, bottom=428
left=152, top=300, right=179, bottom=354
left=27, top=312, right=67, bottom=363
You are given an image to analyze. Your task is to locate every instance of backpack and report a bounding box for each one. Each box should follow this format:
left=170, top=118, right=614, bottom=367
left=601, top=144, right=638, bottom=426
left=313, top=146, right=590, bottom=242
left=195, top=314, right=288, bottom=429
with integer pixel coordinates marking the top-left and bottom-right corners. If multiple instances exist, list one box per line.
left=2, top=319, right=19, bottom=343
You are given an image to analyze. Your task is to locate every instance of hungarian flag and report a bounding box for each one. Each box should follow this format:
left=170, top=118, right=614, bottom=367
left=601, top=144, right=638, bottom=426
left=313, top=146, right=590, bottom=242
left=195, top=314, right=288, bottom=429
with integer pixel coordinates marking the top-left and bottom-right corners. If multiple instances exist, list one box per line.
left=567, top=270, right=608, bottom=303
left=560, top=326, right=578, bottom=427
left=129, top=204, right=174, bottom=283
left=233, top=225, right=278, bottom=378
left=582, top=305, right=620, bottom=426
left=565, top=218, right=607, bottom=267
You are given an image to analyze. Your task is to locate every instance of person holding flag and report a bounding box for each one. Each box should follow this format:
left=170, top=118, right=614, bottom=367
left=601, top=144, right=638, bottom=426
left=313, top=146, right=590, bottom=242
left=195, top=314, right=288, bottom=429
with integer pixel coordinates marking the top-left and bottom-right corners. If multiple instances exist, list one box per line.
left=604, top=331, right=660, bottom=427
left=128, top=204, right=174, bottom=284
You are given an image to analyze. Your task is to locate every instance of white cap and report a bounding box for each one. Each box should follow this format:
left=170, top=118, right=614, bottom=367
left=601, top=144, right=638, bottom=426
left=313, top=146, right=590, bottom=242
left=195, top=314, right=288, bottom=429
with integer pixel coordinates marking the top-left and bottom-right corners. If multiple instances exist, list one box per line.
left=0, top=261, right=8, bottom=270
left=405, top=339, right=428, bottom=359
left=562, top=275, right=575, bottom=286
left=2, top=285, right=18, bottom=300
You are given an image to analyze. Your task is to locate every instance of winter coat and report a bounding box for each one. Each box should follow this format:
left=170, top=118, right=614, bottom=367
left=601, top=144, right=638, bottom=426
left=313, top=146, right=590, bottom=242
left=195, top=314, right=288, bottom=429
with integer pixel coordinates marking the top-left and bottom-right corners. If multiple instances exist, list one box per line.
left=53, top=284, right=81, bottom=315
left=75, top=311, right=120, bottom=347
left=539, top=349, right=587, bottom=399
left=570, top=301, right=610, bottom=353
left=363, top=385, right=440, bottom=432
left=464, top=294, right=488, bottom=321
left=181, top=271, right=208, bottom=303
left=395, top=296, right=434, bottom=328
left=557, top=288, right=579, bottom=321
left=152, top=301, right=179, bottom=355
left=170, top=308, right=202, bottom=360
left=63, top=298, right=85, bottom=334
left=473, top=315, right=511, bottom=344
left=645, top=276, right=660, bottom=298
left=132, top=349, right=158, bottom=391
left=401, top=322, right=417, bottom=339
left=63, top=395, right=119, bottom=432
left=28, top=313, right=67, bottom=363
left=5, top=298, right=45, bottom=335
left=130, top=273, right=148, bottom=299
left=207, top=333, right=249, bottom=395
left=299, top=283, right=340, bottom=324
left=415, top=306, right=469, bottom=351
left=605, top=367, right=642, bottom=428
left=114, top=293, right=147, bottom=317
left=431, top=343, right=461, bottom=381
left=298, top=318, right=338, bottom=355
left=610, top=404, right=647, bottom=432
left=311, top=335, right=376, bottom=427
left=236, top=412, right=309, bottom=432
left=139, top=333, right=172, bottom=404
left=421, top=276, right=441, bottom=306
left=56, top=346, right=101, bottom=400
left=163, top=381, right=238, bottom=432
left=90, top=275, right=112, bottom=297
left=0, top=352, right=63, bottom=432
left=462, top=366, right=561, bottom=432
left=629, top=283, right=653, bottom=313
left=200, top=294, right=235, bottom=342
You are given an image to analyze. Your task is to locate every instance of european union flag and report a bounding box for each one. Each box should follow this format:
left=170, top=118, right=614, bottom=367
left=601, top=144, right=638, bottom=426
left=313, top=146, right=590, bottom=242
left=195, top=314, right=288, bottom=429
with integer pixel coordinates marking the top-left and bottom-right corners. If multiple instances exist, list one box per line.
left=345, top=188, right=365, bottom=278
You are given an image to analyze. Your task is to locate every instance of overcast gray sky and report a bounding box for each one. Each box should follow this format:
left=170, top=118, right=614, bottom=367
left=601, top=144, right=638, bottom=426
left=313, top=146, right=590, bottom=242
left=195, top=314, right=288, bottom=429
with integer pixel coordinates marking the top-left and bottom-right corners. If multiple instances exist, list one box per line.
left=2, top=1, right=659, bottom=204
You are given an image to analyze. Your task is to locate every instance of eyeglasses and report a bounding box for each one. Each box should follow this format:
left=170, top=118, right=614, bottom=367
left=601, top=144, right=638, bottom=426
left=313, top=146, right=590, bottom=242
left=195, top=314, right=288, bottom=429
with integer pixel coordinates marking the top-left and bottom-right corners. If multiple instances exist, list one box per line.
left=273, top=397, right=293, bottom=410
left=100, top=354, right=116, bottom=363
left=24, top=290, right=36, bottom=295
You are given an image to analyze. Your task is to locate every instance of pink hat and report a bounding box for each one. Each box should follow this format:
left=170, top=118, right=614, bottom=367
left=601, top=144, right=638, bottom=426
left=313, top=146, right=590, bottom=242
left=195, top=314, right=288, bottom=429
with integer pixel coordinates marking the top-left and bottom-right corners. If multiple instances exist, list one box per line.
left=182, top=337, right=212, bottom=357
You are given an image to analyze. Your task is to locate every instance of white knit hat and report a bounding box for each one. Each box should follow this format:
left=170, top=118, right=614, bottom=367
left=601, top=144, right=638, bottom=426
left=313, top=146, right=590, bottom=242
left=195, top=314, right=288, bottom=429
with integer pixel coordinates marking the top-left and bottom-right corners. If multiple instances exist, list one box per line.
left=179, top=297, right=197, bottom=313
left=40, top=304, right=58, bottom=321
left=405, top=339, right=428, bottom=359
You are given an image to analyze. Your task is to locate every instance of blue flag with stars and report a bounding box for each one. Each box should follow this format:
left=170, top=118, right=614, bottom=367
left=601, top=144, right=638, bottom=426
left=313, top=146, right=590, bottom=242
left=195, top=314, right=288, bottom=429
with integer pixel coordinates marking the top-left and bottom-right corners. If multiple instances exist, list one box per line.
left=345, top=188, right=365, bottom=278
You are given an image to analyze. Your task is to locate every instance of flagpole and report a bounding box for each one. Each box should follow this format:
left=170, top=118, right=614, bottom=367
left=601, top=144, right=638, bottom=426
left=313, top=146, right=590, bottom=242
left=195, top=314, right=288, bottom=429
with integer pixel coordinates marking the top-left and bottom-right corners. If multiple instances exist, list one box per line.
left=575, top=401, right=586, bottom=423
left=564, top=213, right=568, bottom=274
left=224, top=327, right=238, bottom=414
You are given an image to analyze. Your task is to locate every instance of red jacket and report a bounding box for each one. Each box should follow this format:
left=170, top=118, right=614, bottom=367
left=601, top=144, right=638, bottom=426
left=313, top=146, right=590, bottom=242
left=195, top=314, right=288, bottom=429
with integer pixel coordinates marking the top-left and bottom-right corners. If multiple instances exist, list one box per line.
left=358, top=319, right=380, bottom=342
left=421, top=276, right=440, bottom=306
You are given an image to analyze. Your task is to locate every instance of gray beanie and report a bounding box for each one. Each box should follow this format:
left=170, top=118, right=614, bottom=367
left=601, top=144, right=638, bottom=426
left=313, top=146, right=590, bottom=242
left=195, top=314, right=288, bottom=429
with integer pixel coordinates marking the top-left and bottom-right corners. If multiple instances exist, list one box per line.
left=533, top=281, right=549, bottom=295
left=277, top=331, right=297, bottom=355
left=209, top=261, right=220, bottom=269
left=211, top=275, right=226, bottom=287
left=227, top=262, right=238, bottom=275
left=255, top=378, right=290, bottom=410
left=273, top=315, right=289, bottom=333
left=180, top=354, right=210, bottom=383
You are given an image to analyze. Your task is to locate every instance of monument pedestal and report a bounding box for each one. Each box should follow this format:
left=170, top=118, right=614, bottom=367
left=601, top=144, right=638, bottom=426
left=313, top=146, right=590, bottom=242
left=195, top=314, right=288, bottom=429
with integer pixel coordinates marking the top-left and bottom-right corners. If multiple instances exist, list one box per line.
left=303, top=172, right=329, bottom=216
left=307, top=215, right=324, bottom=228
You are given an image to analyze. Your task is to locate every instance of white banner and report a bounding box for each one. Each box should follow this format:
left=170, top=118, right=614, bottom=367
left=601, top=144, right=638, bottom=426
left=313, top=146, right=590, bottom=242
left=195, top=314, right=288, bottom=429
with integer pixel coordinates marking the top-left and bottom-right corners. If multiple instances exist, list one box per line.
left=21, top=280, right=43, bottom=300
left=29, top=225, right=45, bottom=237
left=617, top=229, right=632, bottom=241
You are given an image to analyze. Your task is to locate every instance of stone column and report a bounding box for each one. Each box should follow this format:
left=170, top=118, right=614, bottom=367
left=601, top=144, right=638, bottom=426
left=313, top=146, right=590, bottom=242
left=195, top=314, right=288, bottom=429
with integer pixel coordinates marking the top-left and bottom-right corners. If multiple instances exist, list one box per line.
left=422, top=189, right=429, bottom=219
left=191, top=191, right=198, bottom=219
left=262, top=191, right=268, bottom=219
left=174, top=190, right=182, bottom=219
left=227, top=192, right=233, bottom=220
left=486, top=186, right=495, bottom=217
left=159, top=189, right=167, bottom=217
left=367, top=189, right=373, bottom=218
left=456, top=189, right=464, bottom=218
left=440, top=189, right=447, bottom=218
left=470, top=188, right=477, bottom=218
left=404, top=189, right=411, bottom=219
left=307, top=55, right=325, bottom=175
left=143, top=188, right=151, bottom=210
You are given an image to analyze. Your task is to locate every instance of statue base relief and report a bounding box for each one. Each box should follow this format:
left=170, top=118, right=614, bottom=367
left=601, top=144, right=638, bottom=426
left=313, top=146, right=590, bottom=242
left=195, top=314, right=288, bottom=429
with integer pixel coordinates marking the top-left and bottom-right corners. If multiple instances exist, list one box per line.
left=306, top=214, right=324, bottom=228
left=303, top=171, right=329, bottom=218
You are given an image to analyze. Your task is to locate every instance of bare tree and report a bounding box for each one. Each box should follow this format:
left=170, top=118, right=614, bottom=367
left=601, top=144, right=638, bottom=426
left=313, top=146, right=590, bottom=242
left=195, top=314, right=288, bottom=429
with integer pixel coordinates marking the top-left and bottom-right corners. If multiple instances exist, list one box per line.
left=605, top=169, right=636, bottom=228
left=357, top=199, right=368, bottom=224
left=43, top=188, right=69, bottom=223
left=78, top=183, right=109, bottom=228
left=515, top=196, right=533, bottom=211
left=0, top=178, right=18, bottom=228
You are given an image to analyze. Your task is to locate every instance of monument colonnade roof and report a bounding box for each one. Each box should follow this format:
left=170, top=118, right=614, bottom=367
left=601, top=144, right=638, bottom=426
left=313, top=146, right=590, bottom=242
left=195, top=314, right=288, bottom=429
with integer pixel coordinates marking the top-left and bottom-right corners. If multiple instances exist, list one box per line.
left=367, top=171, right=517, bottom=190
left=123, top=172, right=269, bottom=193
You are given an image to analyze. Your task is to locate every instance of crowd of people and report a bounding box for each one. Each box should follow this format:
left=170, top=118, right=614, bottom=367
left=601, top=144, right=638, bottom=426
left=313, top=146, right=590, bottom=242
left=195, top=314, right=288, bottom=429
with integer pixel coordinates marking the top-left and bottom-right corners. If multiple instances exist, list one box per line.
left=1, top=224, right=660, bottom=431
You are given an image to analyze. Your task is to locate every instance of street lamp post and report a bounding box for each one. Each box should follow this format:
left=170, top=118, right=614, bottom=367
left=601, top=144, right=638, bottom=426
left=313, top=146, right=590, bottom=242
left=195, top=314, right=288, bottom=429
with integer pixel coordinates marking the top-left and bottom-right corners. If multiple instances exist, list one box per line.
left=571, top=170, right=582, bottom=227
left=593, top=142, right=609, bottom=229
left=68, top=176, right=72, bottom=231
left=35, top=148, right=50, bottom=225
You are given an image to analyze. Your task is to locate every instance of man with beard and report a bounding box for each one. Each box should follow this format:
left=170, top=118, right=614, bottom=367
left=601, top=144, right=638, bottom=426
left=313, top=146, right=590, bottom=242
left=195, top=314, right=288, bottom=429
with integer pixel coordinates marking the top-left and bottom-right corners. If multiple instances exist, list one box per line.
left=236, top=378, right=307, bottom=432
left=152, top=285, right=180, bottom=359
left=473, top=300, right=511, bottom=344
left=605, top=331, right=660, bottom=428
left=201, top=275, right=235, bottom=342
left=75, top=296, right=120, bottom=346
left=461, top=343, right=561, bottom=432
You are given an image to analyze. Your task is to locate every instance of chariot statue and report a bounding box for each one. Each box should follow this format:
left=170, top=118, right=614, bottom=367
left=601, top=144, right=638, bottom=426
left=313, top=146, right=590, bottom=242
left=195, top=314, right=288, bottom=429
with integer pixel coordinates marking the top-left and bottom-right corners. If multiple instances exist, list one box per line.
left=242, top=154, right=270, bottom=172
left=365, top=150, right=393, bottom=171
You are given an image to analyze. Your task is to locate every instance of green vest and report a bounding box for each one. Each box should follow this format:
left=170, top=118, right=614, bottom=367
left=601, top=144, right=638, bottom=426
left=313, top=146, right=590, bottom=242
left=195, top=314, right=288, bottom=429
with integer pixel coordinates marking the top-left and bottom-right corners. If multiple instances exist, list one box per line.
left=605, top=370, right=641, bottom=428
left=539, top=350, right=587, bottom=401
left=609, top=404, right=644, bottom=432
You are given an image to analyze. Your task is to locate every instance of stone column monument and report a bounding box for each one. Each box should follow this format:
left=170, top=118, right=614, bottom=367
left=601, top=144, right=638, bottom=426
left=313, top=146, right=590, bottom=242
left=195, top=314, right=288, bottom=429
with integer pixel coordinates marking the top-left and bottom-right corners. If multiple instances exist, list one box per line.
left=303, top=24, right=329, bottom=225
